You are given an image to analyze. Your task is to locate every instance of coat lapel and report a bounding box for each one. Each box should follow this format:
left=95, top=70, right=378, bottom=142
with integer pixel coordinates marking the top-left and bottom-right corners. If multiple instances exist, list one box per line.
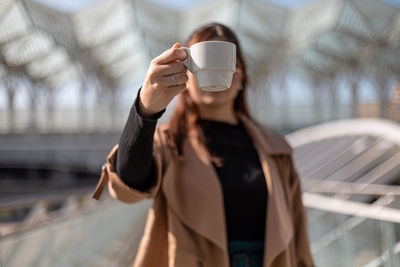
left=161, top=129, right=228, bottom=252
left=161, top=114, right=293, bottom=266
left=238, top=114, right=294, bottom=266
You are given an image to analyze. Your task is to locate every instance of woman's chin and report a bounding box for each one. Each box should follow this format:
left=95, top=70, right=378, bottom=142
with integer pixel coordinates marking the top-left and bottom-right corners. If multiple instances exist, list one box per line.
left=200, top=94, right=227, bottom=107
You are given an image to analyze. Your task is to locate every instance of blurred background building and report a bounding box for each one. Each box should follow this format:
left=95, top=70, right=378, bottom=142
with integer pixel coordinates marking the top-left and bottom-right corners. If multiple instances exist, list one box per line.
left=0, top=0, right=399, bottom=266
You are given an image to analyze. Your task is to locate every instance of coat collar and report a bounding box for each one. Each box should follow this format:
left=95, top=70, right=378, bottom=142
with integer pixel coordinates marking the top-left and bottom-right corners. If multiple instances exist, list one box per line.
left=161, top=114, right=294, bottom=267
left=236, top=113, right=292, bottom=155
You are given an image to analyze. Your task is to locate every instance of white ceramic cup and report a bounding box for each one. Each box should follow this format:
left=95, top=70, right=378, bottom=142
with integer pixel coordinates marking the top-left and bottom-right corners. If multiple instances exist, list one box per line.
left=182, top=41, right=236, bottom=92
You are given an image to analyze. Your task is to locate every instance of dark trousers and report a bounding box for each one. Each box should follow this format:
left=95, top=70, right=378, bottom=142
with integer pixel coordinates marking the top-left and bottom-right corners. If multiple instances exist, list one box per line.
left=228, top=240, right=264, bottom=267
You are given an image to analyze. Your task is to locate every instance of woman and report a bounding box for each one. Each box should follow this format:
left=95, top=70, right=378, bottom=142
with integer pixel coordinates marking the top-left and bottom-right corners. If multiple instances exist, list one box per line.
left=91, top=23, right=314, bottom=267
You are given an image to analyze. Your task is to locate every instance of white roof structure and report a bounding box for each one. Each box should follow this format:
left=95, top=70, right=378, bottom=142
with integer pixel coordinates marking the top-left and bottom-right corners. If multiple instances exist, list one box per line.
left=0, top=0, right=77, bottom=88
left=1, top=0, right=398, bottom=90
left=288, top=0, right=400, bottom=78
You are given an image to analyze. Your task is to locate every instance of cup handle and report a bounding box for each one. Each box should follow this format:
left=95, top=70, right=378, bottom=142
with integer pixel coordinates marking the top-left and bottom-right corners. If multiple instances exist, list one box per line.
left=182, top=47, right=192, bottom=73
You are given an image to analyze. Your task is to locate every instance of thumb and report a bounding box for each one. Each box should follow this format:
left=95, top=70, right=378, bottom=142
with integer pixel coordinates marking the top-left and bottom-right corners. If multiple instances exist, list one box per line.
left=172, top=42, right=181, bottom=48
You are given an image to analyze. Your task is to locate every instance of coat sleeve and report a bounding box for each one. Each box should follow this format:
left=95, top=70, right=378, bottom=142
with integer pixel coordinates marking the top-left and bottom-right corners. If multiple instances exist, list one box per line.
left=287, top=156, right=315, bottom=267
left=90, top=127, right=165, bottom=203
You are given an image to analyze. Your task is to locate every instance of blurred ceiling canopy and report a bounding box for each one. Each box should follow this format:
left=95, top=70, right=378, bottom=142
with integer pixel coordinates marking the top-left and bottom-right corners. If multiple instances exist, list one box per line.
left=0, top=0, right=399, bottom=90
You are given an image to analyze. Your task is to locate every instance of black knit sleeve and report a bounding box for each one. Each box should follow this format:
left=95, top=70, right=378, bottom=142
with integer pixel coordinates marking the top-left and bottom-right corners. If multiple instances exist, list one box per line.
left=116, top=87, right=166, bottom=191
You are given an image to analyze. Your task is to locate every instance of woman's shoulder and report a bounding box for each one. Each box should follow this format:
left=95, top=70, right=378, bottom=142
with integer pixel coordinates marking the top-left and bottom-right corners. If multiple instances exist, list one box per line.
left=245, top=116, right=293, bottom=155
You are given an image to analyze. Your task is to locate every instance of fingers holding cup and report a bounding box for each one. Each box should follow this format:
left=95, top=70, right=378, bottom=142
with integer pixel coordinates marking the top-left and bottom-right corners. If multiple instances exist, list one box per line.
left=154, top=43, right=188, bottom=65
left=163, top=72, right=188, bottom=87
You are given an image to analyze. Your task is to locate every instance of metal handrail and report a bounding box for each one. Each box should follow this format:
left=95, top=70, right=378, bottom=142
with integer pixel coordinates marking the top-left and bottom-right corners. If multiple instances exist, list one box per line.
left=304, top=179, right=400, bottom=196
left=303, top=192, right=400, bottom=224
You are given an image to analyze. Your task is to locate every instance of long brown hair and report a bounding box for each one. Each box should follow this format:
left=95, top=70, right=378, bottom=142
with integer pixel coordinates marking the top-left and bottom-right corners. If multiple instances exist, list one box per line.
left=166, top=22, right=250, bottom=160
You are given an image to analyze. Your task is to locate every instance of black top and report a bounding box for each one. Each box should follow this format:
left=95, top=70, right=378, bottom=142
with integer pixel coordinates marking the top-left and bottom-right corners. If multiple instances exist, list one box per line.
left=198, top=118, right=268, bottom=241
left=116, top=88, right=268, bottom=241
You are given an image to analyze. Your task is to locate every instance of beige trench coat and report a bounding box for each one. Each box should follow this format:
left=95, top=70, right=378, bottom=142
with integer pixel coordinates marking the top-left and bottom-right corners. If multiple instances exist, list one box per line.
left=91, top=113, right=315, bottom=267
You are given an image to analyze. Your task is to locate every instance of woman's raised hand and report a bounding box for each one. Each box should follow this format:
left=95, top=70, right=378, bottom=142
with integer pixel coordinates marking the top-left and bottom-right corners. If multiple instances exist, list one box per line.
left=138, top=43, right=189, bottom=118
